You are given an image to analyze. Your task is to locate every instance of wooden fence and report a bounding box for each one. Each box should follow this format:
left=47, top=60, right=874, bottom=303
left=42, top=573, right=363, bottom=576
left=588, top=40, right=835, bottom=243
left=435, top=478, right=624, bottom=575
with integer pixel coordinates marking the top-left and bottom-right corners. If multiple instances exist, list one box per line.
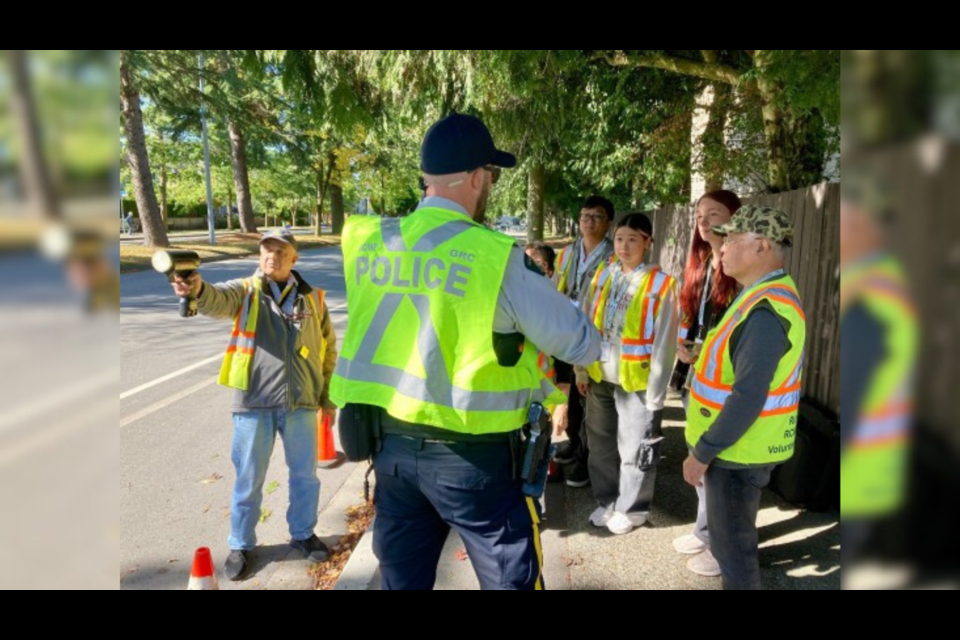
left=634, top=182, right=841, bottom=417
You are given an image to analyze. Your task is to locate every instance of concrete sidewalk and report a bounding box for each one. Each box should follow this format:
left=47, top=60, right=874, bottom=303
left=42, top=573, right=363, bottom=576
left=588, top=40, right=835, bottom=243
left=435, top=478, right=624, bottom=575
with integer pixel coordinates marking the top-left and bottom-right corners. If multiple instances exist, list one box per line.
left=338, top=395, right=841, bottom=590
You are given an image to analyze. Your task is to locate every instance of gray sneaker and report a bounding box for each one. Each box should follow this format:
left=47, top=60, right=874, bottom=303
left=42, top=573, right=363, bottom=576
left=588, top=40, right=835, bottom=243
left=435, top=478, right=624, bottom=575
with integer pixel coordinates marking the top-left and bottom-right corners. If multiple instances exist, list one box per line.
left=290, top=534, right=330, bottom=563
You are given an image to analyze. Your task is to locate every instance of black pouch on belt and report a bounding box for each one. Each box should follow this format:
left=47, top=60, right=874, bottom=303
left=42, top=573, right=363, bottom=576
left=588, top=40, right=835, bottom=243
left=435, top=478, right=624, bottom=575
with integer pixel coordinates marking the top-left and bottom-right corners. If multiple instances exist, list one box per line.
left=338, top=404, right=380, bottom=462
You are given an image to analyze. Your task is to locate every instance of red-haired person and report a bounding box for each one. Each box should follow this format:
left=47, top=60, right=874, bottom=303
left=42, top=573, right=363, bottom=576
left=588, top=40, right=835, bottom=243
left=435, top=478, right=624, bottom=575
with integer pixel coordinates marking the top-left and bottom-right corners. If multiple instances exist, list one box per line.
left=671, top=190, right=742, bottom=578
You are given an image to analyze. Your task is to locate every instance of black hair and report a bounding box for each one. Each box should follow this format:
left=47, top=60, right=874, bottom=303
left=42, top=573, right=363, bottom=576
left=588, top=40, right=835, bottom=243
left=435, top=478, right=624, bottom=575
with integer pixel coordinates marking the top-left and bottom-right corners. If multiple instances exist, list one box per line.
left=615, top=212, right=653, bottom=238
left=526, top=242, right=557, bottom=273
left=581, top=195, right=615, bottom=222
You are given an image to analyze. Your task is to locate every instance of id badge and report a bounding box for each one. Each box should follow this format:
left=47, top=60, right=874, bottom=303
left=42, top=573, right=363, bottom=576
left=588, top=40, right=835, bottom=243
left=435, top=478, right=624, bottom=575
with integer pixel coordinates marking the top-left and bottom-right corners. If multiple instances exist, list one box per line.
left=600, top=341, right=612, bottom=362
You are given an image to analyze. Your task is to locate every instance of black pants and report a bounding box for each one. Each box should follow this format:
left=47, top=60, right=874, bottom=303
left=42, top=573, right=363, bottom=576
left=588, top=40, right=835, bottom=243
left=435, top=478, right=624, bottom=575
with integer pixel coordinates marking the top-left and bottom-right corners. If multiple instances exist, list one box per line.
left=373, top=434, right=545, bottom=590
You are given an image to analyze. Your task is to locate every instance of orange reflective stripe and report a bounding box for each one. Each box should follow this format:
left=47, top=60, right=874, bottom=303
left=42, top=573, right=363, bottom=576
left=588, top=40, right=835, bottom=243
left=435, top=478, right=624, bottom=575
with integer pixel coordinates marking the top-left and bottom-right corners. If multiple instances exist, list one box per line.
left=766, top=294, right=806, bottom=321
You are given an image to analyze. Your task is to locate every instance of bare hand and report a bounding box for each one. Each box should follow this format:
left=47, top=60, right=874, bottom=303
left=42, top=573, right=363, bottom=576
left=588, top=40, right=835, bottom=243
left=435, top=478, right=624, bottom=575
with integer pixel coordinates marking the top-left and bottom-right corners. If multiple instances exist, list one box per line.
left=576, top=381, right=589, bottom=397
left=552, top=404, right=569, bottom=437
left=172, top=272, right=202, bottom=298
left=677, top=342, right=699, bottom=365
left=683, top=454, right=709, bottom=488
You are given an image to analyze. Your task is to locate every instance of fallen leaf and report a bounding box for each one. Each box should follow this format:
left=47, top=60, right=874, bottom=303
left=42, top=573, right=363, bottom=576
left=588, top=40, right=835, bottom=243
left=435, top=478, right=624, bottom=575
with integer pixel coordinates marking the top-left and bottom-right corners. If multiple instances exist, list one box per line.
left=265, top=481, right=280, bottom=495
left=168, top=559, right=179, bottom=564
left=455, top=549, right=469, bottom=562
left=259, top=508, right=272, bottom=523
left=202, top=504, right=211, bottom=514
left=200, top=472, right=223, bottom=485
left=157, top=568, right=169, bottom=575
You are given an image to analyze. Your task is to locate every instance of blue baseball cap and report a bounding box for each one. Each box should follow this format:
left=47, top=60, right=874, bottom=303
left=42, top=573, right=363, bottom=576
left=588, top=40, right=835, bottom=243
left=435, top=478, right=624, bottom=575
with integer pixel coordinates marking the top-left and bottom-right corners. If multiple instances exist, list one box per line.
left=420, top=113, right=517, bottom=175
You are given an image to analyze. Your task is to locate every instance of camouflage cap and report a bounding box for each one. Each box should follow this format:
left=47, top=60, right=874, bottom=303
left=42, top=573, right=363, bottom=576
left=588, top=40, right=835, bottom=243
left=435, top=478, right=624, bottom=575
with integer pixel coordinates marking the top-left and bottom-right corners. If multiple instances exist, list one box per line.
left=841, top=168, right=892, bottom=221
left=712, top=204, right=794, bottom=246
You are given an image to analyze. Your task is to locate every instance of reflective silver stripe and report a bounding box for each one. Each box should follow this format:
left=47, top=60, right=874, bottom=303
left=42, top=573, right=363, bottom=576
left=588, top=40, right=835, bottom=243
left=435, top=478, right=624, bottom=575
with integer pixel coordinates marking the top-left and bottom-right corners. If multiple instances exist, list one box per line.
left=382, top=217, right=407, bottom=252
left=644, top=272, right=667, bottom=340
left=408, top=293, right=455, bottom=406
left=335, top=357, right=532, bottom=413
left=354, top=293, right=404, bottom=362
left=855, top=414, right=909, bottom=444
left=622, top=344, right=653, bottom=357
left=692, top=377, right=800, bottom=413
left=412, top=220, right=474, bottom=252
left=786, top=352, right=805, bottom=387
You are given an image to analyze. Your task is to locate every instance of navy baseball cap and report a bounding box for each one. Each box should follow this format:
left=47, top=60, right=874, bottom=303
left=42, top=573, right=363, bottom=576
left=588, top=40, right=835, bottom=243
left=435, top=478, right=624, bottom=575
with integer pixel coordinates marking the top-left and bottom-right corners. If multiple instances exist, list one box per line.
left=420, top=113, right=517, bottom=175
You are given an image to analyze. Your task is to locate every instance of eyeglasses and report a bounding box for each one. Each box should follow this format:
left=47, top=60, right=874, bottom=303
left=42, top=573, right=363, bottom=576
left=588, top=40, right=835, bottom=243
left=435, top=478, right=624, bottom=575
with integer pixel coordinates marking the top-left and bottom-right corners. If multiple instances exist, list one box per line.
left=579, top=213, right=607, bottom=223
left=481, top=165, right=501, bottom=184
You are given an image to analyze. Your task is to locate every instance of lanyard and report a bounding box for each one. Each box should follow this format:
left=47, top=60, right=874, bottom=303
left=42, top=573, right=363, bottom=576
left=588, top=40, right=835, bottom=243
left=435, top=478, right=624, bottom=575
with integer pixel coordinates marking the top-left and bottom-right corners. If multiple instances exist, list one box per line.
left=574, top=239, right=610, bottom=297
left=269, top=278, right=297, bottom=315
left=698, top=264, right=714, bottom=330
left=603, top=264, right=645, bottom=335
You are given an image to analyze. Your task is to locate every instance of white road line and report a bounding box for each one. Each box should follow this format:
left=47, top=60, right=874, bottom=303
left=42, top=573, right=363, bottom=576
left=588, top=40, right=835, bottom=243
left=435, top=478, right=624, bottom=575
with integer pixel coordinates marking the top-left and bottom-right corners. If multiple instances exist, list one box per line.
left=0, top=370, right=117, bottom=434
left=120, top=377, right=217, bottom=429
left=119, top=355, right=222, bottom=400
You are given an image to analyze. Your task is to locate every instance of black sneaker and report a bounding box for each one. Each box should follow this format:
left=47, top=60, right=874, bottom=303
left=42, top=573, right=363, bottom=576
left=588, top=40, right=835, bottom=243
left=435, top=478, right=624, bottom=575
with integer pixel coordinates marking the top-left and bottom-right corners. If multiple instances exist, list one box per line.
left=224, top=550, right=251, bottom=581
left=564, top=463, right=590, bottom=488
left=553, top=441, right=576, bottom=465
left=290, top=534, right=330, bottom=563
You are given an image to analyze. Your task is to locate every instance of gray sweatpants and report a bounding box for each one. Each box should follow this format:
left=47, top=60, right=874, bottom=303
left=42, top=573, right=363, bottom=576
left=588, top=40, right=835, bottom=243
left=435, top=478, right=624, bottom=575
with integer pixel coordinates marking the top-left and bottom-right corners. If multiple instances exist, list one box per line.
left=585, top=380, right=663, bottom=523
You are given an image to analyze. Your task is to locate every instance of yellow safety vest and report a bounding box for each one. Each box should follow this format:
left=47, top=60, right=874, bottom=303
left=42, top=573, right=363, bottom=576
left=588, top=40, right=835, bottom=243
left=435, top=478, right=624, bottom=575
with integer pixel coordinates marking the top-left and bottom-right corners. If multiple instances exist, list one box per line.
left=686, top=274, right=806, bottom=465
left=330, top=207, right=565, bottom=434
left=219, top=276, right=326, bottom=391
left=555, top=246, right=574, bottom=296
left=840, top=256, right=917, bottom=517
left=584, top=262, right=676, bottom=393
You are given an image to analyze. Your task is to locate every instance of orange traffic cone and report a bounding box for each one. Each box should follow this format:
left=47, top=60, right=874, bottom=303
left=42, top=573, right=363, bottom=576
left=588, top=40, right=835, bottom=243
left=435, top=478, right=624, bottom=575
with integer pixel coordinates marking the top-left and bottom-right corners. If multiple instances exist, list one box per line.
left=187, top=547, right=219, bottom=590
left=316, top=413, right=343, bottom=469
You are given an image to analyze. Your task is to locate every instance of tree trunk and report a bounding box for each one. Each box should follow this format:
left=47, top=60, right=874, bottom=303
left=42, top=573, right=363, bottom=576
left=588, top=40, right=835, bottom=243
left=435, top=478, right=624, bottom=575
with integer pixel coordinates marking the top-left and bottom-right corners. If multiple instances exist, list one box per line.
left=330, top=182, right=345, bottom=234
left=226, top=184, right=233, bottom=231
left=315, top=153, right=336, bottom=236
left=228, top=119, right=257, bottom=232
left=702, top=83, right=731, bottom=193
left=119, top=51, right=168, bottom=247
left=527, top=164, right=545, bottom=243
left=159, top=163, right=168, bottom=224
left=754, top=51, right=792, bottom=193
left=8, top=50, right=60, bottom=218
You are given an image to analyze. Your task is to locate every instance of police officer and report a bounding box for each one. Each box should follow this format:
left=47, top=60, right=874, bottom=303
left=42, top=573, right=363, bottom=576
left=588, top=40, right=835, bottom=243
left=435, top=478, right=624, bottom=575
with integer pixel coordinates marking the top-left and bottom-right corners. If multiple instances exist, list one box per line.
left=682, top=205, right=807, bottom=590
left=330, top=113, right=601, bottom=590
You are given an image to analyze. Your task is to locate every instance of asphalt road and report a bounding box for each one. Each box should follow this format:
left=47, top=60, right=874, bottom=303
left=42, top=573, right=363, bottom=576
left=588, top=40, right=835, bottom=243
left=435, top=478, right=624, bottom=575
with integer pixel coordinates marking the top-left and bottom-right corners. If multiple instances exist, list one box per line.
left=120, top=246, right=354, bottom=590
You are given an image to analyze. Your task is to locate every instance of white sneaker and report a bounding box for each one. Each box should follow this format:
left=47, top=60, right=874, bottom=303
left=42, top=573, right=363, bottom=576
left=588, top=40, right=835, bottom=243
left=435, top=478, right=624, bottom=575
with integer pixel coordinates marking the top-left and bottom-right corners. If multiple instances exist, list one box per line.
left=686, top=548, right=721, bottom=577
left=606, top=511, right=636, bottom=535
left=672, top=534, right=708, bottom=556
left=589, top=506, right=613, bottom=528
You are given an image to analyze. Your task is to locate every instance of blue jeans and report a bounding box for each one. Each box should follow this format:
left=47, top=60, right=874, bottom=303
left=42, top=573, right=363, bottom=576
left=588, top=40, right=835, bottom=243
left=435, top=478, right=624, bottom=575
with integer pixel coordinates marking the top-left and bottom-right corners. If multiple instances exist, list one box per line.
left=228, top=410, right=320, bottom=551
left=704, top=464, right=775, bottom=590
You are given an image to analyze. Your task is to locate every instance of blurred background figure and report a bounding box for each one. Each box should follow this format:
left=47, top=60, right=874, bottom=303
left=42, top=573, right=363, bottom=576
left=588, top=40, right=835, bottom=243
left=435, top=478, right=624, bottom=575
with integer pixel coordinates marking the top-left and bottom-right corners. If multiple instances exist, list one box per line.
left=41, top=224, right=119, bottom=313
left=0, top=50, right=117, bottom=589
left=839, top=170, right=918, bottom=580
left=842, top=50, right=960, bottom=589
left=524, top=241, right=556, bottom=279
